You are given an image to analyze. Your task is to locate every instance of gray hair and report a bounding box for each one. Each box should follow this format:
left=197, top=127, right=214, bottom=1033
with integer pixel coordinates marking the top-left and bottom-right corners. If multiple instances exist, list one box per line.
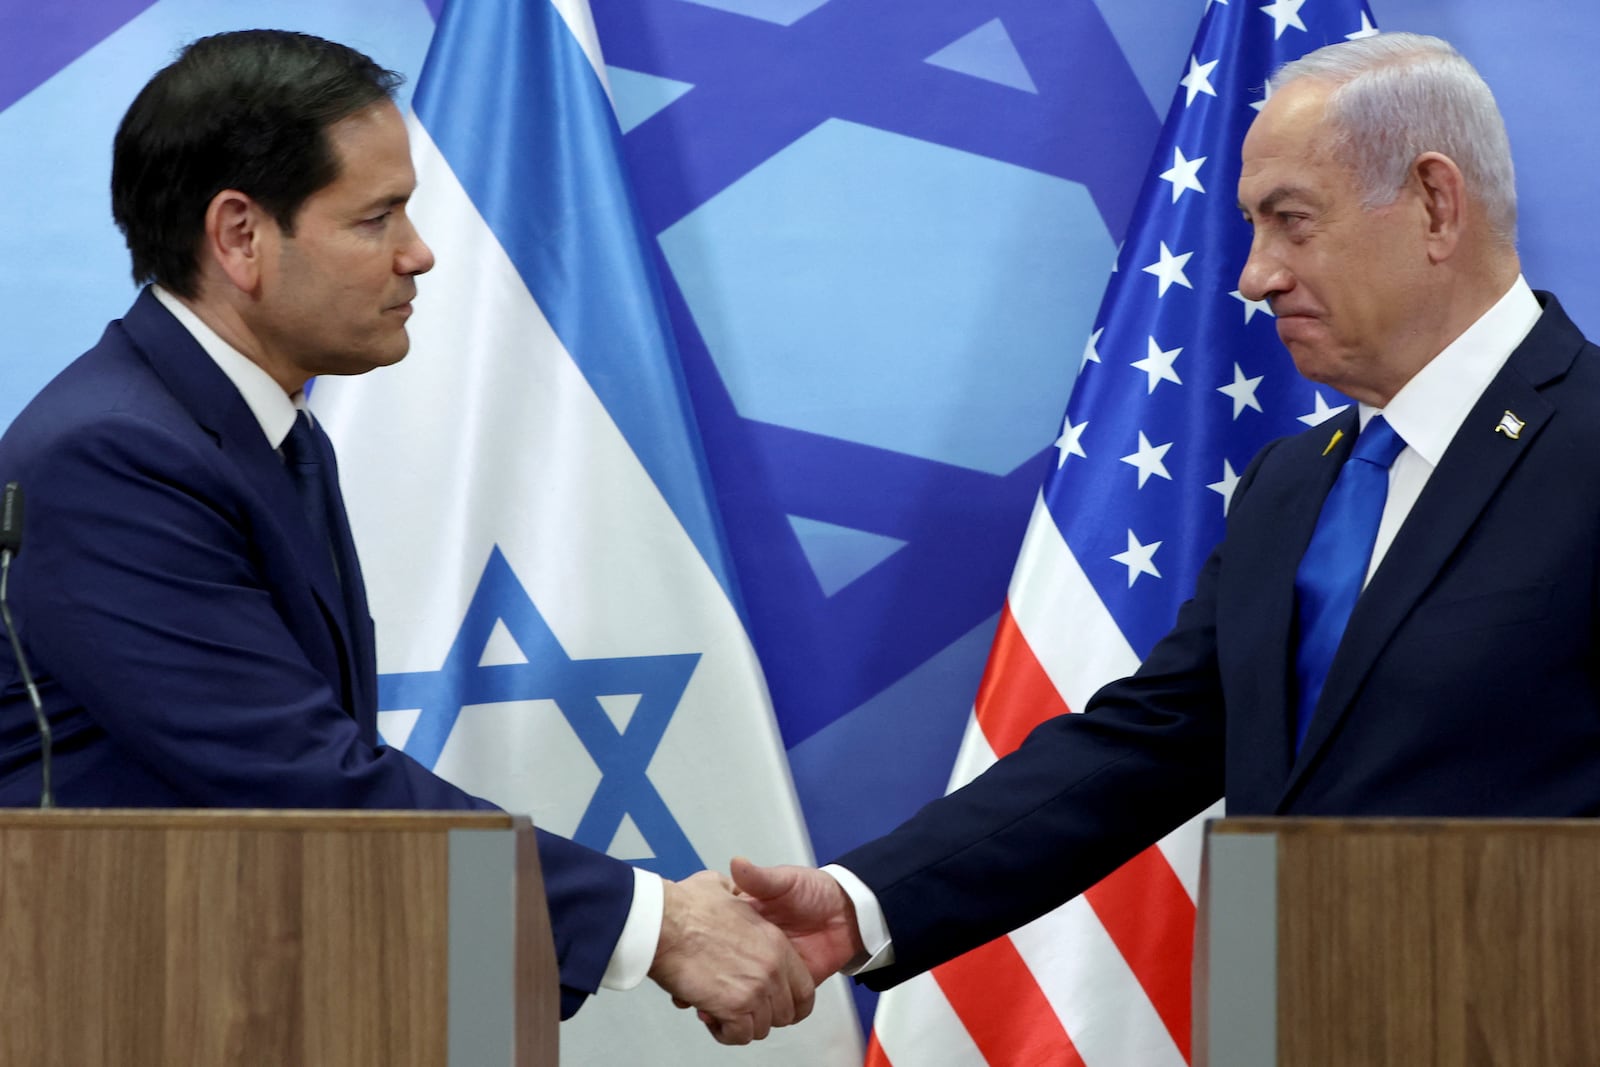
left=1271, top=32, right=1517, bottom=244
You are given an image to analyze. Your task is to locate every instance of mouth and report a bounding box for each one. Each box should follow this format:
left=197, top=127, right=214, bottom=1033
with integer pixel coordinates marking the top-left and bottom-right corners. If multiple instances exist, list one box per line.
left=1273, top=309, right=1322, bottom=334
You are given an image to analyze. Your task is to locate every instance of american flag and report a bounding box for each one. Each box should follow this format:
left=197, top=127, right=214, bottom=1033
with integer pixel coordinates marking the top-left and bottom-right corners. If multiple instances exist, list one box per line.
left=866, top=2, right=1375, bottom=1064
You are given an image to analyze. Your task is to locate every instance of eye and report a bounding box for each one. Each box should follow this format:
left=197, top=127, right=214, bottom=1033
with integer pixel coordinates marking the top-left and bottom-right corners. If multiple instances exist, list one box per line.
left=1274, top=211, right=1314, bottom=239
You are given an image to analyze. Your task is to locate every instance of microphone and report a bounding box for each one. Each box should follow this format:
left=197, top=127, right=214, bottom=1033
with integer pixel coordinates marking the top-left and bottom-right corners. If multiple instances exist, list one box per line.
left=0, top=482, right=53, bottom=807
left=0, top=481, right=18, bottom=553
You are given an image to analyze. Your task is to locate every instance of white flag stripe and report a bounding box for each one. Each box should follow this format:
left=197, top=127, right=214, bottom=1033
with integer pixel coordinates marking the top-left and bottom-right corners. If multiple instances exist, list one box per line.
left=1159, top=801, right=1221, bottom=903
left=1006, top=494, right=1141, bottom=714
left=942, top=708, right=998, bottom=792
left=871, top=972, right=989, bottom=1067
left=1011, top=897, right=1189, bottom=1067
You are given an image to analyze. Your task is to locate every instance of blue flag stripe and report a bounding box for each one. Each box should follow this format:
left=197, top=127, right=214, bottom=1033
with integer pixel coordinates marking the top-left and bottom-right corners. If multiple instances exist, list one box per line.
left=413, top=0, right=737, bottom=599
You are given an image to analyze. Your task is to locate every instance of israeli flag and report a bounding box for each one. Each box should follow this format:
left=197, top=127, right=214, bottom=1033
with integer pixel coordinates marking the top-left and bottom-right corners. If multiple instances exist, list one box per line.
left=311, top=0, right=861, bottom=1060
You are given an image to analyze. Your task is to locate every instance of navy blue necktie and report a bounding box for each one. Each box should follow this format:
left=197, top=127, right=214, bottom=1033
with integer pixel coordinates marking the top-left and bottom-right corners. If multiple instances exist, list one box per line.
left=1293, top=415, right=1406, bottom=752
left=281, top=411, right=374, bottom=721
left=281, top=411, right=343, bottom=583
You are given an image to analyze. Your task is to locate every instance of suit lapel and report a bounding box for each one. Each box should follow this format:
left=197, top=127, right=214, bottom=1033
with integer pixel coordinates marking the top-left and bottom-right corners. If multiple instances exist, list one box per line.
left=1280, top=294, right=1582, bottom=804
left=118, top=290, right=358, bottom=671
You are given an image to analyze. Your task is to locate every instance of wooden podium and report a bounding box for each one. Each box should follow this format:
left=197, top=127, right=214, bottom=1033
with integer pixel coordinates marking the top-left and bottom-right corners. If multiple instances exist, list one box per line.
left=1195, top=818, right=1600, bottom=1066
left=0, top=810, right=558, bottom=1066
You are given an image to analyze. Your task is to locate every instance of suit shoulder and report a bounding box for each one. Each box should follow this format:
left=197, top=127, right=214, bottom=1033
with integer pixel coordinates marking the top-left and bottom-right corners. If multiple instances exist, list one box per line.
left=3, top=322, right=197, bottom=456
left=0, top=347, right=221, bottom=511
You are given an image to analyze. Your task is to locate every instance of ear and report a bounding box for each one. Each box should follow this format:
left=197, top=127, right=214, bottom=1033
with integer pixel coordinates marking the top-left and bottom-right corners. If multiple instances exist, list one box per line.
left=201, top=189, right=271, bottom=294
left=1412, top=152, right=1467, bottom=264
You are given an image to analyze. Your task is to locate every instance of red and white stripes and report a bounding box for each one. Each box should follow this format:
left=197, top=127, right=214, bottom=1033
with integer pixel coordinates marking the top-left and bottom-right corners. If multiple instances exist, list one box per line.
left=867, top=494, right=1216, bottom=1067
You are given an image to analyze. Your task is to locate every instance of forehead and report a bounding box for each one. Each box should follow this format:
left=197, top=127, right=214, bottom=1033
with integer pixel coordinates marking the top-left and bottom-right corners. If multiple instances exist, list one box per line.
left=1237, top=79, right=1347, bottom=205
left=316, top=99, right=415, bottom=201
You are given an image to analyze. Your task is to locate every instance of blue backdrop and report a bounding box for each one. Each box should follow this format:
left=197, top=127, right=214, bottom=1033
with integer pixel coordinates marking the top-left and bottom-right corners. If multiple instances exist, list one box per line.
left=2, top=0, right=1596, bottom=1034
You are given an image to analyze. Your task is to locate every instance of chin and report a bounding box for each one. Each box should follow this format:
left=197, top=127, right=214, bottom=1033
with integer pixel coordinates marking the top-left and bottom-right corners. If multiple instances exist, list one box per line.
left=336, top=347, right=410, bottom=377
left=373, top=331, right=413, bottom=366
left=1284, top=348, right=1334, bottom=385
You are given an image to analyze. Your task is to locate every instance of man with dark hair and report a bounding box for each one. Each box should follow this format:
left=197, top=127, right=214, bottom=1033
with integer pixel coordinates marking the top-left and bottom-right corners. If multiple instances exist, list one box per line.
left=111, top=29, right=406, bottom=299
left=0, top=29, right=808, bottom=1044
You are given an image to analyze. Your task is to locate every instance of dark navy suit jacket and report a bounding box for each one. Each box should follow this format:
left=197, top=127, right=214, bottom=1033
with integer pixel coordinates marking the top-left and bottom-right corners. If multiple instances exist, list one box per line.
left=842, top=292, right=1600, bottom=989
left=0, top=288, right=632, bottom=1018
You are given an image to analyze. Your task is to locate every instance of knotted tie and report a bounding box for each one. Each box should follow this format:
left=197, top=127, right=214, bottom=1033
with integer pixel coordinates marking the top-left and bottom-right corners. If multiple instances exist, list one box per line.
left=1292, top=415, right=1406, bottom=752
left=281, top=410, right=343, bottom=583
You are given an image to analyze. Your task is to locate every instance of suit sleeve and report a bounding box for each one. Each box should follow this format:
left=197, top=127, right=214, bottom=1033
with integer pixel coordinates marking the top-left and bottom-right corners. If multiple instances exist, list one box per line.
left=835, top=442, right=1286, bottom=989
left=12, top=411, right=633, bottom=1016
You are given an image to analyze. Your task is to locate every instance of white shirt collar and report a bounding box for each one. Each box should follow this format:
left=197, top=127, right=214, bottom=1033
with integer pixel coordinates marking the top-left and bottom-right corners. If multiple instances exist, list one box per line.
left=152, top=285, right=304, bottom=449
left=1359, top=274, right=1541, bottom=465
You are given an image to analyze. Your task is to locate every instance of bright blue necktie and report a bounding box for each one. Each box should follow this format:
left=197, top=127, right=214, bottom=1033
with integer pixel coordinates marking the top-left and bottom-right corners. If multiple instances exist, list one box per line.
left=1293, top=415, right=1406, bottom=752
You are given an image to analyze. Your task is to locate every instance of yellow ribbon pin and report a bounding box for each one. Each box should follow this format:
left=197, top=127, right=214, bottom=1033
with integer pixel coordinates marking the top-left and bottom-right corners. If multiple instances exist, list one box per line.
left=1322, top=428, right=1344, bottom=456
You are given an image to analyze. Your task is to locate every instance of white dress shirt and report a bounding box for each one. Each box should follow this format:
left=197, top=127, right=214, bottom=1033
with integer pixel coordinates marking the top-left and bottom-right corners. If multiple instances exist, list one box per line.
left=1362, top=275, right=1540, bottom=582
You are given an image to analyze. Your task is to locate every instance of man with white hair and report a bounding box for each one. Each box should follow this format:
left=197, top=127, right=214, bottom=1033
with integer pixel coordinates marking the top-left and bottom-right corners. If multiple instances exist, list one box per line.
left=730, top=32, right=1600, bottom=991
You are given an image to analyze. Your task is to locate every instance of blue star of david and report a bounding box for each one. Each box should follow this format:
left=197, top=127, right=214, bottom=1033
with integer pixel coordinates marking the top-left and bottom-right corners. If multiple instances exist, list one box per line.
left=590, top=0, right=1163, bottom=748
left=378, top=546, right=704, bottom=878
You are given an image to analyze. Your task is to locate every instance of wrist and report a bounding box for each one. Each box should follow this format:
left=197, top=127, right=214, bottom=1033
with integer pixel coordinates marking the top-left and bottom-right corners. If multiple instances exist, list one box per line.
left=648, top=878, right=684, bottom=976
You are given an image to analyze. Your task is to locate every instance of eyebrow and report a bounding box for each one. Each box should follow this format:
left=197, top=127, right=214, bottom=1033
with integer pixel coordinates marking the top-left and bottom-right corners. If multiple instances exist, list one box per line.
left=355, top=191, right=412, bottom=214
left=1238, top=184, right=1315, bottom=216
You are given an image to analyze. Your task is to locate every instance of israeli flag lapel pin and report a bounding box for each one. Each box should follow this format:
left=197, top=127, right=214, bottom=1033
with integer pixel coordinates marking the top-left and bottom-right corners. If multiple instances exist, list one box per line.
left=1494, top=410, right=1525, bottom=440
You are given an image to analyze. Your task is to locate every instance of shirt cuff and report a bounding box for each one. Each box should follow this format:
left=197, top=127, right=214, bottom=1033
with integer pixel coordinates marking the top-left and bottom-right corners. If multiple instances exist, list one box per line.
left=821, top=863, right=896, bottom=974
left=600, top=868, right=663, bottom=990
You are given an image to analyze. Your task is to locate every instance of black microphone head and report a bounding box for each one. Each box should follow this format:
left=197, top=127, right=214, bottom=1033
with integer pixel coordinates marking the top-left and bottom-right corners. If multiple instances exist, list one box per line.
left=0, top=483, right=22, bottom=554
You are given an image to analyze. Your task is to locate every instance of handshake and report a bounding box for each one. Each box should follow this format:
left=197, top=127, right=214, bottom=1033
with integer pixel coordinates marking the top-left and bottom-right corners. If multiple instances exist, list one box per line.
left=646, top=858, right=865, bottom=1045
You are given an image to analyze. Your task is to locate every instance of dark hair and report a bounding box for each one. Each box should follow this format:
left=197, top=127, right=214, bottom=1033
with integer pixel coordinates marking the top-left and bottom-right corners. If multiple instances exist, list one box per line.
left=111, top=30, right=403, bottom=297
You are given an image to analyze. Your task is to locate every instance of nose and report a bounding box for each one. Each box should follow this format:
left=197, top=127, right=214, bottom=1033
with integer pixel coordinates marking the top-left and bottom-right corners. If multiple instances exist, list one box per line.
left=397, top=217, right=435, bottom=277
left=1237, top=235, right=1288, bottom=304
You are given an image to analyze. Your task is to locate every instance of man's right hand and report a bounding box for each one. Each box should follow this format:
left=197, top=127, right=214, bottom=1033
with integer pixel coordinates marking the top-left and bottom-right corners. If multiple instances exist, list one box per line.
left=729, top=857, right=867, bottom=983
left=647, top=869, right=815, bottom=1045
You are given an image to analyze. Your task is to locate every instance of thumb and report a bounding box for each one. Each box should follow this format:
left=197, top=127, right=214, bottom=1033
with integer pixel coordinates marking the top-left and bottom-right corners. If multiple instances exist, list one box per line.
left=729, top=855, right=791, bottom=901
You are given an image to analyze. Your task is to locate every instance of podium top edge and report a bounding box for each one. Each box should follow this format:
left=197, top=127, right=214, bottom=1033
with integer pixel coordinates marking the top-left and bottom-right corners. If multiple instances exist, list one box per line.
left=0, top=809, right=521, bottom=831
left=1209, top=817, right=1600, bottom=836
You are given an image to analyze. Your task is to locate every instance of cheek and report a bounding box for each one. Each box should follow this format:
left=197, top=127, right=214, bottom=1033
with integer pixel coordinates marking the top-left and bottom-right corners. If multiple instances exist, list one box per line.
left=1308, top=247, right=1375, bottom=318
left=1355, top=250, right=1418, bottom=323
